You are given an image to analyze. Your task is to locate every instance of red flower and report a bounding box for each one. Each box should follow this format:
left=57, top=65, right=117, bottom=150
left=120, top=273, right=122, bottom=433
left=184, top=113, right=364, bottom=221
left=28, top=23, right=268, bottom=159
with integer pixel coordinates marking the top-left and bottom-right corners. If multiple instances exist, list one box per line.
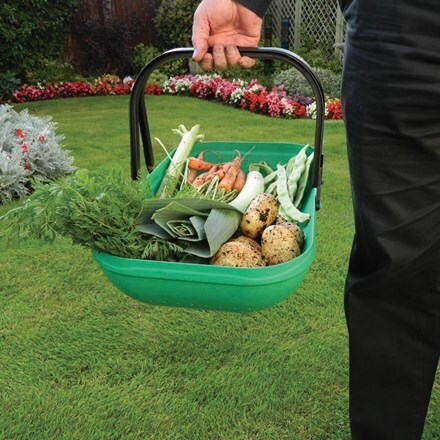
left=38, top=135, right=46, bottom=142
left=21, top=143, right=28, bottom=153
left=15, top=128, right=26, bottom=139
left=292, top=102, right=307, bottom=118
left=145, top=83, right=162, bottom=95
left=326, top=99, right=343, bottom=120
left=113, top=84, right=129, bottom=95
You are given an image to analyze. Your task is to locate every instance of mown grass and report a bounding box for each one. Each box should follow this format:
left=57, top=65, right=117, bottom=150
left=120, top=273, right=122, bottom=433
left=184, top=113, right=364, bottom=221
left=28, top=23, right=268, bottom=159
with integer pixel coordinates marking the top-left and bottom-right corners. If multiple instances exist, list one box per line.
left=0, top=96, right=438, bottom=439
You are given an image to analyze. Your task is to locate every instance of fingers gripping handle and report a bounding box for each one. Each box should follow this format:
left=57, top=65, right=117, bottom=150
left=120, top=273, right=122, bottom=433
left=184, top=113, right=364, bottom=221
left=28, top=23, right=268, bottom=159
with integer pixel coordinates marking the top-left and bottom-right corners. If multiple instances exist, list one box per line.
left=129, top=47, right=325, bottom=211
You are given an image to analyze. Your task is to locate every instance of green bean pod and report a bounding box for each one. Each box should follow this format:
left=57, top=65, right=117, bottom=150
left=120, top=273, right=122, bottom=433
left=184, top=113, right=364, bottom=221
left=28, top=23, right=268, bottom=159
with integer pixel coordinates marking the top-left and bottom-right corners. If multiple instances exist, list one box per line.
left=276, top=165, right=310, bottom=224
left=294, top=152, right=314, bottom=208
left=287, top=146, right=308, bottom=201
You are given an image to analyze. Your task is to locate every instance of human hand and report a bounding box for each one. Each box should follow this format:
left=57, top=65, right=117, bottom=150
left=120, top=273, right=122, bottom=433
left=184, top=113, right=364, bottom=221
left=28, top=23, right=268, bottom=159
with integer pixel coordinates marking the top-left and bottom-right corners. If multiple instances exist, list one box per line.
left=192, top=0, right=262, bottom=70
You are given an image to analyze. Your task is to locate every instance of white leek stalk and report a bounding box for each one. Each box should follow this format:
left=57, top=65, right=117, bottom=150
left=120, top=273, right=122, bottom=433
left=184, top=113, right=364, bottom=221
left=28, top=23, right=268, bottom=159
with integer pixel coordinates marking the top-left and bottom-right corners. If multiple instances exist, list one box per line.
left=229, top=171, right=265, bottom=212
left=198, top=171, right=265, bottom=256
left=156, top=124, right=204, bottom=198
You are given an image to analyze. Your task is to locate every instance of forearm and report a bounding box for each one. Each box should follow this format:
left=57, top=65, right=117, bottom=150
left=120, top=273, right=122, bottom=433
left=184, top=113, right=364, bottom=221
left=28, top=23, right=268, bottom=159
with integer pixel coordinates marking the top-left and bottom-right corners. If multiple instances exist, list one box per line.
left=236, top=0, right=271, bottom=18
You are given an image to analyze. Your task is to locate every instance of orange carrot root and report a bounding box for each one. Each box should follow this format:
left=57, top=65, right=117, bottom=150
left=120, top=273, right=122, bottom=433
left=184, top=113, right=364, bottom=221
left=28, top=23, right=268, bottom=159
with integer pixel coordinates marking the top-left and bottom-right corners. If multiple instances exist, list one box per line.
left=218, top=155, right=242, bottom=192
left=187, top=167, right=198, bottom=184
left=187, top=157, right=216, bottom=171
left=210, top=162, right=230, bottom=182
left=232, top=169, right=246, bottom=192
left=187, top=151, right=206, bottom=183
left=192, top=172, right=210, bottom=188
left=191, top=165, right=220, bottom=188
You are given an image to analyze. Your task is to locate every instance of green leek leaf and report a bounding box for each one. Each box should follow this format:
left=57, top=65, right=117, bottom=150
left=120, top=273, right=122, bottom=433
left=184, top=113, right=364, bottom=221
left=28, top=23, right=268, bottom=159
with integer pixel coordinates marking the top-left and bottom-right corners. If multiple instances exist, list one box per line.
left=135, top=197, right=242, bottom=257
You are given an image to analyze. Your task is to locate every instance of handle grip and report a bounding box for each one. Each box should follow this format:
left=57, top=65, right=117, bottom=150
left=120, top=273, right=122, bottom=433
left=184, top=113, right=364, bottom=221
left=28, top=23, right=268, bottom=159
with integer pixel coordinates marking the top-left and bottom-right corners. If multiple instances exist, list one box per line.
left=129, top=47, right=325, bottom=211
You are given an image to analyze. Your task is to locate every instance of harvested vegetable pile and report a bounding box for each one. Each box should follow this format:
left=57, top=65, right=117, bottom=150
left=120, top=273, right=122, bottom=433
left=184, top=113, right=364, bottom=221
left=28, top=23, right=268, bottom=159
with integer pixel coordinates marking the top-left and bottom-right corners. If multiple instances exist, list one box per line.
left=0, top=124, right=314, bottom=267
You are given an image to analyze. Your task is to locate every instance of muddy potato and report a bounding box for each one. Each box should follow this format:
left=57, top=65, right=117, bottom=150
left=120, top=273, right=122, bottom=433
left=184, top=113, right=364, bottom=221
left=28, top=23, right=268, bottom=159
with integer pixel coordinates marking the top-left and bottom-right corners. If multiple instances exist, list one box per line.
left=275, top=219, right=305, bottom=248
left=240, top=193, right=278, bottom=240
left=211, top=241, right=266, bottom=268
left=261, top=224, right=301, bottom=265
left=230, top=235, right=262, bottom=252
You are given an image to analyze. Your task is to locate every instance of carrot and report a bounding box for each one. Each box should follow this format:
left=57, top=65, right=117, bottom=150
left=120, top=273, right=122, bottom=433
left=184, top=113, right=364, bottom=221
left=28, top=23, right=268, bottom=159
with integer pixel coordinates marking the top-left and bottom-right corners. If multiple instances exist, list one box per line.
left=188, top=157, right=216, bottom=171
left=218, top=155, right=242, bottom=192
left=209, top=162, right=230, bottom=182
left=232, top=169, right=246, bottom=192
left=205, top=165, right=220, bottom=180
left=187, top=151, right=206, bottom=183
left=187, top=168, right=197, bottom=184
left=192, top=172, right=210, bottom=188
left=192, top=165, right=220, bottom=188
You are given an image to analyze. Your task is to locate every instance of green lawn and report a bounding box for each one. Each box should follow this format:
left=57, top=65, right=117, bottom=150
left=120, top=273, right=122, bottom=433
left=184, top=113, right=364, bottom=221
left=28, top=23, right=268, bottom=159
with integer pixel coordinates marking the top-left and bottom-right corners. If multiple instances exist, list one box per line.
left=0, top=96, right=438, bottom=439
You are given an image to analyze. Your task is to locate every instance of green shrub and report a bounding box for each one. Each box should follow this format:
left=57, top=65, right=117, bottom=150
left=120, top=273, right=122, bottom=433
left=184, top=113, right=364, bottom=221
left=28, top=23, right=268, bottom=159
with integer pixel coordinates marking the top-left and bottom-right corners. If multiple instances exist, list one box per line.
left=272, top=67, right=342, bottom=98
left=25, top=59, right=79, bottom=85
left=0, top=71, right=20, bottom=101
left=131, top=44, right=161, bottom=73
left=0, top=0, right=79, bottom=77
left=297, top=48, right=342, bottom=74
left=153, top=0, right=200, bottom=76
left=131, top=43, right=180, bottom=82
left=154, top=0, right=199, bottom=50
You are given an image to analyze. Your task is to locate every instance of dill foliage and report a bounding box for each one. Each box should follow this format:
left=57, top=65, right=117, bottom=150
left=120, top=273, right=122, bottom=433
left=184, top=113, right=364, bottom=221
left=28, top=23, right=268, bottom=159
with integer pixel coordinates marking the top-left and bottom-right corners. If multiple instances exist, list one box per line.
left=0, top=168, right=185, bottom=260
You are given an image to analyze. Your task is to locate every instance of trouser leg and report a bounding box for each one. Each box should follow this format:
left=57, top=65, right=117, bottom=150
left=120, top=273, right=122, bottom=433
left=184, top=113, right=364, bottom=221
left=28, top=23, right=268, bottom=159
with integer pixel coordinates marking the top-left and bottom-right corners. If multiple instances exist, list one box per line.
left=342, top=73, right=440, bottom=440
left=340, top=1, right=440, bottom=437
left=345, top=200, right=439, bottom=439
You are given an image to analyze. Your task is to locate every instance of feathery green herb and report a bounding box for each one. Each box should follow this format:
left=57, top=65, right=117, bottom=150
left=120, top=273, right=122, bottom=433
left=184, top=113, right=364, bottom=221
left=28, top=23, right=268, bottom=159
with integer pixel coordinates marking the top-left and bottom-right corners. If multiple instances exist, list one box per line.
left=0, top=168, right=184, bottom=260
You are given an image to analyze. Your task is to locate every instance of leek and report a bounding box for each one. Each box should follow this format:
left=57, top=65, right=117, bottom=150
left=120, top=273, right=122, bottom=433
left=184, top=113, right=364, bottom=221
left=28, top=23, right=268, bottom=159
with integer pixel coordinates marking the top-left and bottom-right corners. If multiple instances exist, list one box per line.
left=156, top=124, right=204, bottom=199
left=191, top=171, right=266, bottom=257
left=229, top=171, right=265, bottom=213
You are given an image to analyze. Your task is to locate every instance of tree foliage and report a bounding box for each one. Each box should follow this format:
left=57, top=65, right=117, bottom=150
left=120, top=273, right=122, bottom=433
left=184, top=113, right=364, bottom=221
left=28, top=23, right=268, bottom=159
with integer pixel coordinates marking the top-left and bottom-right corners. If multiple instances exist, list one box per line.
left=72, top=12, right=145, bottom=76
left=0, top=0, right=79, bottom=77
left=154, top=0, right=200, bottom=50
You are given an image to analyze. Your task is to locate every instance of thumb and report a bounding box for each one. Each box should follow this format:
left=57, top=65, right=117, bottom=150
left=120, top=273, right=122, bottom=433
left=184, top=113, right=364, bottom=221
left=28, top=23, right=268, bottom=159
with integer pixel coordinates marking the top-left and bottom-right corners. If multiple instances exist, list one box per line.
left=192, top=9, right=210, bottom=62
left=192, top=37, right=209, bottom=62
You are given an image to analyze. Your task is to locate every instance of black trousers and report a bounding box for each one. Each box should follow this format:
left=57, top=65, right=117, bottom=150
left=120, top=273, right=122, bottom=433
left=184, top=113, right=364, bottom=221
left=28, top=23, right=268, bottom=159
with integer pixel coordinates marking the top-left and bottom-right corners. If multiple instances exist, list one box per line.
left=340, top=1, right=440, bottom=438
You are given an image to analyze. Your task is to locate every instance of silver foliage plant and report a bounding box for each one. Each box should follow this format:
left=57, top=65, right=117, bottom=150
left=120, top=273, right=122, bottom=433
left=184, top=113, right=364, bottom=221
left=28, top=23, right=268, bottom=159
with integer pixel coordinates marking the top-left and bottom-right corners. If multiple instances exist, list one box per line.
left=0, top=104, right=75, bottom=204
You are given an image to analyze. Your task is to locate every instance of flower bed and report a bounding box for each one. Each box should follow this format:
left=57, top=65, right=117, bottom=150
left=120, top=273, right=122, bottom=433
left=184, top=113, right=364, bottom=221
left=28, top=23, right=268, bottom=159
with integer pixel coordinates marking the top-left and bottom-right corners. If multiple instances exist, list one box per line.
left=11, top=74, right=342, bottom=121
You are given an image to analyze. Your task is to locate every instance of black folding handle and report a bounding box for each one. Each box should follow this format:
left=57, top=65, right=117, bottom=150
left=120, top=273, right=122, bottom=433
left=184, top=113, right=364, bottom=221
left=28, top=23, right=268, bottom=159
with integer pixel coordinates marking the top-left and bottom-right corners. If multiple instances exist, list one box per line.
left=129, top=47, right=325, bottom=211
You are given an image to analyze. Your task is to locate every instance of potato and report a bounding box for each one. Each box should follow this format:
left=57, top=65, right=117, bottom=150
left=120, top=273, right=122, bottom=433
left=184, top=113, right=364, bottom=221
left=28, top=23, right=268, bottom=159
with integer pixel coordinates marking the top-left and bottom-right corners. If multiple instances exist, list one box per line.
left=230, top=235, right=262, bottom=252
left=211, top=241, right=266, bottom=268
left=275, top=219, right=305, bottom=248
left=240, top=193, right=278, bottom=240
left=261, top=224, right=301, bottom=265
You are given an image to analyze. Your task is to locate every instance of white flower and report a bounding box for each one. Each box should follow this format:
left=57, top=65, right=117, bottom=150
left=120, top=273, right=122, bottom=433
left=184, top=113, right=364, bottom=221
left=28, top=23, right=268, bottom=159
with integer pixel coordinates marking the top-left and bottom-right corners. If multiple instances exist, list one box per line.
left=230, top=88, right=245, bottom=103
left=306, top=102, right=318, bottom=119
